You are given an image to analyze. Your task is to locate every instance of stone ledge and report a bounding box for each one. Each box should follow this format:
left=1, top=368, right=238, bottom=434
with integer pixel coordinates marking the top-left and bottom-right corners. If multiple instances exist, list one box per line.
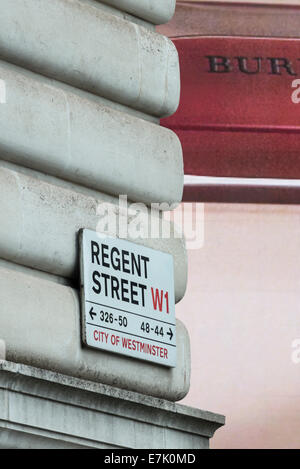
left=0, top=60, right=183, bottom=208
left=99, top=0, right=176, bottom=25
left=0, top=361, right=225, bottom=449
left=0, top=0, right=180, bottom=117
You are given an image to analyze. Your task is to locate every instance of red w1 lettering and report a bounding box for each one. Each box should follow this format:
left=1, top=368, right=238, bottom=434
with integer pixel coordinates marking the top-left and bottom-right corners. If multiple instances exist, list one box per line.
left=151, top=288, right=169, bottom=314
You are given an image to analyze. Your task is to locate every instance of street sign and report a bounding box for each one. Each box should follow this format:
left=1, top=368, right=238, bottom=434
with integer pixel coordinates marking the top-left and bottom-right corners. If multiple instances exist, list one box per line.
left=79, top=229, right=176, bottom=367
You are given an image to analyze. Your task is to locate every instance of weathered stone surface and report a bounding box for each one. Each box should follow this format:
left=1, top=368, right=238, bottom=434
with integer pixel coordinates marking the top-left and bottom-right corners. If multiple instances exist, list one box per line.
left=0, top=362, right=225, bottom=449
left=0, top=264, right=190, bottom=401
left=0, top=0, right=180, bottom=117
left=0, top=61, right=183, bottom=207
left=0, top=165, right=187, bottom=302
left=99, top=0, right=176, bottom=25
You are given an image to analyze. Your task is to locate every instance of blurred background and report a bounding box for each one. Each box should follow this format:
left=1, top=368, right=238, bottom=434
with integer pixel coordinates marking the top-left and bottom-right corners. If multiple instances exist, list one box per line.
left=161, top=0, right=300, bottom=449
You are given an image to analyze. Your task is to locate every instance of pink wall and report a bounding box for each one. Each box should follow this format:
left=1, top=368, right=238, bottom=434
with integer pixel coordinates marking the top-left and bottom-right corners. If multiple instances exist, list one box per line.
left=177, top=203, right=300, bottom=449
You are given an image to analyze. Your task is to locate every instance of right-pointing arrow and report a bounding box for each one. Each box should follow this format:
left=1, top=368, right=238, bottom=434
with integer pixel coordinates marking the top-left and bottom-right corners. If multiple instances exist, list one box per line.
left=167, top=328, right=173, bottom=341
left=89, top=307, right=97, bottom=321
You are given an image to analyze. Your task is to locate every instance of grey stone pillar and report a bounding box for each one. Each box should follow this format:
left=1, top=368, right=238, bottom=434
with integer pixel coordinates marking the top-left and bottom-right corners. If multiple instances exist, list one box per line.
left=0, top=362, right=224, bottom=449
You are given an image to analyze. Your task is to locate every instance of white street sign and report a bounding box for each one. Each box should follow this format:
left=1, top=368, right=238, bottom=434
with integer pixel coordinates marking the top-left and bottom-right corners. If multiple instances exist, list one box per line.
left=79, top=229, right=176, bottom=367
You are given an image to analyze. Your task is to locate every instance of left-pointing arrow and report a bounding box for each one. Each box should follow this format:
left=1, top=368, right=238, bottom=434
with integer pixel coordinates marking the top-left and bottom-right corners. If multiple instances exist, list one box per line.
left=89, top=307, right=97, bottom=321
